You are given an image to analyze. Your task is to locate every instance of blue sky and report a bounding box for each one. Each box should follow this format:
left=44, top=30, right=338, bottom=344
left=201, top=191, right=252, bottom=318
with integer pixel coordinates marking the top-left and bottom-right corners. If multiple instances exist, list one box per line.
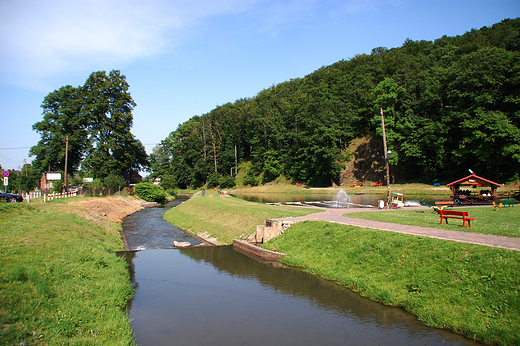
left=1, top=0, right=519, bottom=171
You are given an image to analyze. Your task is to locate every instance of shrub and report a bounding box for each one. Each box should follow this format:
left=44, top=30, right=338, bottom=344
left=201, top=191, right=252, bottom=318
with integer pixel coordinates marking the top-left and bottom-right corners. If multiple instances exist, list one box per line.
left=134, top=182, right=166, bottom=203
left=159, top=175, right=177, bottom=190
left=85, top=178, right=103, bottom=190
left=103, top=174, right=126, bottom=189
left=52, top=180, right=63, bottom=193
left=219, top=175, right=236, bottom=189
left=207, top=173, right=220, bottom=189
left=243, top=175, right=260, bottom=187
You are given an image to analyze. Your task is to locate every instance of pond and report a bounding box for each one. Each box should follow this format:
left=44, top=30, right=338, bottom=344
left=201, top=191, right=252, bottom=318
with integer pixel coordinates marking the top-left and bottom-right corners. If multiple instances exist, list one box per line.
left=121, top=200, right=481, bottom=345
left=229, top=190, right=440, bottom=208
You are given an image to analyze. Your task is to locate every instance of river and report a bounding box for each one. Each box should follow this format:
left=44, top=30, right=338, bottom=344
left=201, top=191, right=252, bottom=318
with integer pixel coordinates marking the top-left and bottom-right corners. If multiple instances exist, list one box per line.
left=121, top=198, right=481, bottom=345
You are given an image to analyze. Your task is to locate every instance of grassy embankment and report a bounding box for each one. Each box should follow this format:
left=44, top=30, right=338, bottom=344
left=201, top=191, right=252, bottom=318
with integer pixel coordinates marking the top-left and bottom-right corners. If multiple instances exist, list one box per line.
left=163, top=189, right=324, bottom=244
left=0, top=198, right=135, bottom=345
left=166, top=187, right=519, bottom=345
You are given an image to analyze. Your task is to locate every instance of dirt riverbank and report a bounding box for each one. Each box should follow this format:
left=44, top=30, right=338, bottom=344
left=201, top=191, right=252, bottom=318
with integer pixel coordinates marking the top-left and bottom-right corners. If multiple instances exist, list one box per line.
left=72, top=197, right=144, bottom=223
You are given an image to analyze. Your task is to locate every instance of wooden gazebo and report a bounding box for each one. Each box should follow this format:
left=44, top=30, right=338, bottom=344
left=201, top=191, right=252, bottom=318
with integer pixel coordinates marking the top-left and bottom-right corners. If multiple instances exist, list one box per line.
left=446, top=173, right=502, bottom=205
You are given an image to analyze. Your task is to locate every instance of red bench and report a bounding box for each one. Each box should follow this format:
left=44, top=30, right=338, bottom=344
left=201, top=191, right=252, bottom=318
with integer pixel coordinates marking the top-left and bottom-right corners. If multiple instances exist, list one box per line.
left=437, top=210, right=475, bottom=227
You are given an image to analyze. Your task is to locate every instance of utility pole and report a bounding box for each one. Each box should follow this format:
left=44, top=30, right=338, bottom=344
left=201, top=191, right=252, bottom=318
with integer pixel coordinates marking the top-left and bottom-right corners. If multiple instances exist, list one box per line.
left=64, top=136, right=68, bottom=192
left=381, top=108, right=391, bottom=209
left=235, top=145, right=237, bottom=176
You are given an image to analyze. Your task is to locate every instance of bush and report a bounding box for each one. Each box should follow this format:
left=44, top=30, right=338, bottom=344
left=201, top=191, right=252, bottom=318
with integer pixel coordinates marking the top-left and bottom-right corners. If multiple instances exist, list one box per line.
left=159, top=175, right=177, bottom=190
left=85, top=178, right=103, bottom=190
left=52, top=180, right=63, bottom=193
left=207, top=173, right=220, bottom=189
left=166, top=189, right=177, bottom=198
left=134, top=182, right=167, bottom=203
left=219, top=175, right=236, bottom=188
left=243, top=175, right=260, bottom=187
left=103, top=174, right=126, bottom=189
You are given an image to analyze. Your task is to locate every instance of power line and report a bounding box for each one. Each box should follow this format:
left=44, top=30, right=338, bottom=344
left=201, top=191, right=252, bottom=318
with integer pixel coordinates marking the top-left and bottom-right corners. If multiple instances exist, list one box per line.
left=0, top=146, right=32, bottom=150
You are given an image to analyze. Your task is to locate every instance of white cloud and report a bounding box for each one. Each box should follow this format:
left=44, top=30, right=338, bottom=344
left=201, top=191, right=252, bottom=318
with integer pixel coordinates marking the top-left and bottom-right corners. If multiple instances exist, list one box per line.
left=0, top=0, right=260, bottom=91
left=0, top=0, right=397, bottom=91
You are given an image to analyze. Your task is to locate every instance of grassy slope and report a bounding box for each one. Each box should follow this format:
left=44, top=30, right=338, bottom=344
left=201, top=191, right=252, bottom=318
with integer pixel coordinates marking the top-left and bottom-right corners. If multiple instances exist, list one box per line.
left=164, top=190, right=324, bottom=244
left=345, top=206, right=520, bottom=238
left=263, top=221, right=520, bottom=345
left=0, top=201, right=134, bottom=345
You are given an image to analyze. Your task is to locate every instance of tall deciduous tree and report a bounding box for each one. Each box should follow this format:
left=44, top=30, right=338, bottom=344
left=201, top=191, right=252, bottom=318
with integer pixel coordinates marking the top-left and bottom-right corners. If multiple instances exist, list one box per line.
left=30, top=70, right=148, bottom=179
left=31, top=85, right=87, bottom=173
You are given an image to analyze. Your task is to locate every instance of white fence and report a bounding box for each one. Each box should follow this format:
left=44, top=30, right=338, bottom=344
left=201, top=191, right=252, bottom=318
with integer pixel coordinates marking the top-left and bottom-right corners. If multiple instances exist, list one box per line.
left=44, top=191, right=77, bottom=201
left=22, top=191, right=42, bottom=202
left=20, top=191, right=78, bottom=202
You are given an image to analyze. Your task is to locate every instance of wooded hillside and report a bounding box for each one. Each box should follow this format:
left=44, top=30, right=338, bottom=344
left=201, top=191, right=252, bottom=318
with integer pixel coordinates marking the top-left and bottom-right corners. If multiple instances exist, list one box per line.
left=150, top=18, right=520, bottom=188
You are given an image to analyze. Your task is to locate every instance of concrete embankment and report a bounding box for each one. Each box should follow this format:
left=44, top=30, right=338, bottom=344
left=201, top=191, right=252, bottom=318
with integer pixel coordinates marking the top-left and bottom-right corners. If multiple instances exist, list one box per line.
left=232, top=239, right=287, bottom=261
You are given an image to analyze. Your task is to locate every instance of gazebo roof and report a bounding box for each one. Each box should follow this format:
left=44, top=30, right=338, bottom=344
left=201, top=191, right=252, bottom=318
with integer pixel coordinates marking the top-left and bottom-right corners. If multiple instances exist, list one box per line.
left=446, top=174, right=501, bottom=188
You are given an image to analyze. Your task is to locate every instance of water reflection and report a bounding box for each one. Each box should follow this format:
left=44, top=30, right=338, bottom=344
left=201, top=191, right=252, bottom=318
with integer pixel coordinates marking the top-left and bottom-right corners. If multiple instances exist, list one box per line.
left=230, top=191, right=437, bottom=208
left=125, top=247, right=480, bottom=346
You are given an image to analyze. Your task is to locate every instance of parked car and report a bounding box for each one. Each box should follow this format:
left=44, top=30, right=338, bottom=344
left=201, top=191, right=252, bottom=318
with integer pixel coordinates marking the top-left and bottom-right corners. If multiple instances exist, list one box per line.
left=0, top=190, right=23, bottom=203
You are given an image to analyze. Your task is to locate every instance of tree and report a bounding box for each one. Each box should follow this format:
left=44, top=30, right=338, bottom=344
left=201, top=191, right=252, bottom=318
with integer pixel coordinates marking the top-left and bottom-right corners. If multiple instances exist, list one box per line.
left=30, top=70, right=149, bottom=180
left=81, top=70, right=148, bottom=178
left=30, top=85, right=87, bottom=174
left=151, top=19, right=520, bottom=185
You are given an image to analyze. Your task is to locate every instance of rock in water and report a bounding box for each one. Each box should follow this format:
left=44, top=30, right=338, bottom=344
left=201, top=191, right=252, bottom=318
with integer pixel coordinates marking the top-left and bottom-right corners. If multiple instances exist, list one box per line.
left=173, top=241, right=191, bottom=248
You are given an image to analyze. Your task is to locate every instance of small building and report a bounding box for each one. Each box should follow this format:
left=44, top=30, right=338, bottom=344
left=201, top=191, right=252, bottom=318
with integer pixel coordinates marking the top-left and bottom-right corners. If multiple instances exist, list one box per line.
left=446, top=173, right=502, bottom=205
left=122, top=170, right=143, bottom=186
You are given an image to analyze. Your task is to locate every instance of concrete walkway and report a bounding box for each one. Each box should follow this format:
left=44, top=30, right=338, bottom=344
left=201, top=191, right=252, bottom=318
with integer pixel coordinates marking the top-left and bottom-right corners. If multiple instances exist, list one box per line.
left=278, top=207, right=520, bottom=252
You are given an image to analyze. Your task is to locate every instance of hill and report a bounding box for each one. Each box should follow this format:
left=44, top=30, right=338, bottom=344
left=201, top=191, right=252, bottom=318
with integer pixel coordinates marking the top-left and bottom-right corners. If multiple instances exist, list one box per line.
left=150, top=18, right=520, bottom=188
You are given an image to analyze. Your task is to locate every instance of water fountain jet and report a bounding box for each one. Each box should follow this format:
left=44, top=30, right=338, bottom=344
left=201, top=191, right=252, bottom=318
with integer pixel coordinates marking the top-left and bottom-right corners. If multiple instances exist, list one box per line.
left=335, top=190, right=350, bottom=208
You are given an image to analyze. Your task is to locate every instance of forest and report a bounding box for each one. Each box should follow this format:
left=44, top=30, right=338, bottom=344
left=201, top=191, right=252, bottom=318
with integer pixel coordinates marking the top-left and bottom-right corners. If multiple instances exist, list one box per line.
left=149, top=18, right=520, bottom=189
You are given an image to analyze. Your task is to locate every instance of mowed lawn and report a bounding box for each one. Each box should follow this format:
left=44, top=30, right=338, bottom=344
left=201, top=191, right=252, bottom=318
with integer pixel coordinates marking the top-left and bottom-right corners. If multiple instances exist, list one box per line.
left=345, top=206, right=520, bottom=238
left=164, top=189, right=323, bottom=244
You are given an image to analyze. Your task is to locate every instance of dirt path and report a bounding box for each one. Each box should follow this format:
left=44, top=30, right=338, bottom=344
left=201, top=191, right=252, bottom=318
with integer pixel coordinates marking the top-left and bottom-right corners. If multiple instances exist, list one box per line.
left=279, top=207, right=520, bottom=252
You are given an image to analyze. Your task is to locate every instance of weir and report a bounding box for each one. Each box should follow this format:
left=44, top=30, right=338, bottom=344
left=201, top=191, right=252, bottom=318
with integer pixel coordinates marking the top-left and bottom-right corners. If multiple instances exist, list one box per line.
left=247, top=218, right=295, bottom=243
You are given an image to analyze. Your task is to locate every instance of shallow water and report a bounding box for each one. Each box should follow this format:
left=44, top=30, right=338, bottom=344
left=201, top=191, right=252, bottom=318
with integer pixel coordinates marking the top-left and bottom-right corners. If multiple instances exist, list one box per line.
left=121, top=199, right=482, bottom=346
left=122, top=198, right=206, bottom=250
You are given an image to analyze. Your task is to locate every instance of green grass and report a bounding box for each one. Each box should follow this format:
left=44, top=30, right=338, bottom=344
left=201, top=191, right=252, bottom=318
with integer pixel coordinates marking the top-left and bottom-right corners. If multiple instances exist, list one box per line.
left=164, top=189, right=323, bottom=244
left=0, top=202, right=135, bottom=345
left=263, top=221, right=520, bottom=345
left=345, top=206, right=520, bottom=238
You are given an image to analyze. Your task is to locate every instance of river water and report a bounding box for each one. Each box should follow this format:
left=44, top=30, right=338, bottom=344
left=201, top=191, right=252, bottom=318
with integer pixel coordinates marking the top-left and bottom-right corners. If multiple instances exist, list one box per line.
left=121, top=198, right=481, bottom=345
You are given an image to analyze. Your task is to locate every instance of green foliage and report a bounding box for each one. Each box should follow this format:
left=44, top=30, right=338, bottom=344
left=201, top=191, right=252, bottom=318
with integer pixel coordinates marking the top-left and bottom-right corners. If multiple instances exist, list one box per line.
left=206, top=173, right=220, bottom=189
left=70, top=176, right=83, bottom=186
left=0, top=166, right=40, bottom=192
left=52, top=180, right=63, bottom=193
left=159, top=174, right=177, bottom=190
left=103, top=174, right=127, bottom=189
left=31, top=70, right=149, bottom=180
left=219, top=175, right=236, bottom=188
left=153, top=18, right=520, bottom=185
left=84, top=178, right=103, bottom=190
left=134, top=182, right=166, bottom=203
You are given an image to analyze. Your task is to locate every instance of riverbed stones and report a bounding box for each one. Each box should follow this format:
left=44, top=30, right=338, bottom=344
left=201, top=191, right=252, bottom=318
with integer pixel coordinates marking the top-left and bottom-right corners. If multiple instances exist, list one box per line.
left=173, top=241, right=191, bottom=248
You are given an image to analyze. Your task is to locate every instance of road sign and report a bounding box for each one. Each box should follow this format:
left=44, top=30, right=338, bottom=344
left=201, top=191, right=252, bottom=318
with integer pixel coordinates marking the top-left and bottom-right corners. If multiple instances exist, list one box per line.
left=3, top=177, right=8, bottom=186
left=2, top=171, right=9, bottom=177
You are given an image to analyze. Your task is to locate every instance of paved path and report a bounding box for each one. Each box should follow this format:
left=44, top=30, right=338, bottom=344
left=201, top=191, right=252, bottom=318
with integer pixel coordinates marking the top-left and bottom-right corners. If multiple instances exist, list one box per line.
left=278, top=207, right=520, bottom=252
